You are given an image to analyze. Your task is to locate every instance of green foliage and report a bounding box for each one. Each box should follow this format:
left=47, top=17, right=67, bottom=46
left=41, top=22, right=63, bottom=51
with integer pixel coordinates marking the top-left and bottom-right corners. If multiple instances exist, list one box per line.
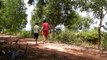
left=33, top=0, right=93, bottom=31
left=0, top=0, right=3, bottom=9
left=50, top=29, right=107, bottom=49
left=75, top=0, right=107, bottom=15
left=17, top=30, right=32, bottom=38
left=101, top=32, right=107, bottom=49
left=69, top=14, right=93, bottom=30
left=53, top=30, right=79, bottom=44
left=32, top=0, right=45, bottom=21
left=74, top=0, right=107, bottom=48
left=0, top=0, right=27, bottom=33
left=52, top=29, right=98, bottom=45
left=101, top=39, right=107, bottom=50
left=79, top=30, right=98, bottom=44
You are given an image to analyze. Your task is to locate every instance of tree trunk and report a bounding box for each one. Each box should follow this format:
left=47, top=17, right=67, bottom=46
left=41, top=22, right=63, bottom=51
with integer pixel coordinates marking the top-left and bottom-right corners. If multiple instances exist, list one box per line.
left=98, top=17, right=103, bottom=49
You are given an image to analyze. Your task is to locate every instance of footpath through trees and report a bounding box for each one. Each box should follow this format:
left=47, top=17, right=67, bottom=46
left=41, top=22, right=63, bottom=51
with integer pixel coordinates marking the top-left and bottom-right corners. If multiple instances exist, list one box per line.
left=0, top=34, right=107, bottom=60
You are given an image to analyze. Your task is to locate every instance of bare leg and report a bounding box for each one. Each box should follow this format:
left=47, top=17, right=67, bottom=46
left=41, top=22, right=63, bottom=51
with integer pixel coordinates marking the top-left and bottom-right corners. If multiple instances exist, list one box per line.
left=45, top=36, right=48, bottom=41
left=42, top=32, right=48, bottom=43
left=43, top=35, right=46, bottom=43
left=35, top=38, right=37, bottom=44
left=43, top=35, right=48, bottom=43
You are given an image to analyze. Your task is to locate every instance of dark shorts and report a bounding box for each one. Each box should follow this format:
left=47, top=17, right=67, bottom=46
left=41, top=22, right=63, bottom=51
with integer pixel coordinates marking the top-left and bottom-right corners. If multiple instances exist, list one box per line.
left=34, top=33, right=39, bottom=38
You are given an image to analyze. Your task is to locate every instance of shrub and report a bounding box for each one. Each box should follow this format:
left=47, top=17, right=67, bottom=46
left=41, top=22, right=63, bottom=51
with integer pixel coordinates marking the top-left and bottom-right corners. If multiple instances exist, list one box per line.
left=50, top=29, right=107, bottom=49
left=17, top=30, right=33, bottom=38
left=79, top=30, right=98, bottom=44
left=54, top=30, right=78, bottom=44
left=101, top=32, right=107, bottom=50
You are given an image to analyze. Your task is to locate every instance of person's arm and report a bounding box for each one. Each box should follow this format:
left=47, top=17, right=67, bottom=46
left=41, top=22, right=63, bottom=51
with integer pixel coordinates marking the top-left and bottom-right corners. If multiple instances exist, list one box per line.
left=40, top=23, right=44, bottom=32
left=40, top=26, right=43, bottom=32
left=38, top=26, right=40, bottom=32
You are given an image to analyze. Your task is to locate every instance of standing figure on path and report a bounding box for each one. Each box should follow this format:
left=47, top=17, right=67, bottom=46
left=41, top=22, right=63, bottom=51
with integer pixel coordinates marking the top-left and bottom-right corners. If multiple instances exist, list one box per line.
left=34, top=22, right=39, bottom=45
left=41, top=20, right=49, bottom=43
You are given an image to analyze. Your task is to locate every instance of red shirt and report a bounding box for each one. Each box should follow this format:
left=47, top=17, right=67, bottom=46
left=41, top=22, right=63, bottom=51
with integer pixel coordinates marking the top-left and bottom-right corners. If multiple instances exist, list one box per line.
left=42, top=22, right=49, bottom=31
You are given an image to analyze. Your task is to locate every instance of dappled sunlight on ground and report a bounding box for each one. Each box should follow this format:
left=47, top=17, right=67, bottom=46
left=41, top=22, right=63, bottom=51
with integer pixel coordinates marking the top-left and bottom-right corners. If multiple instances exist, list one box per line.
left=0, top=35, right=107, bottom=60
left=44, top=44, right=65, bottom=52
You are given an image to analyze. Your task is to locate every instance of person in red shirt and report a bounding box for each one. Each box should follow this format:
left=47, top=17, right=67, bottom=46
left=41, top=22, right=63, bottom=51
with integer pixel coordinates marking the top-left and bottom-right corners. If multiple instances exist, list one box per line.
left=41, top=20, right=49, bottom=43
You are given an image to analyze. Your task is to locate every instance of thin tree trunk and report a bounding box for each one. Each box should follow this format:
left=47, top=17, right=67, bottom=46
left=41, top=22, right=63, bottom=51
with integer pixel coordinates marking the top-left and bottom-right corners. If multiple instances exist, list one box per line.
left=98, top=17, right=103, bottom=49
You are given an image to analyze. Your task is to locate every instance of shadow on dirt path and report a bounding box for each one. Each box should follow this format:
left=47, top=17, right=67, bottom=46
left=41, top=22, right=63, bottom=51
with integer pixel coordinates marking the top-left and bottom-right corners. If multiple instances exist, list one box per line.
left=0, top=35, right=107, bottom=60
left=24, top=43, right=107, bottom=60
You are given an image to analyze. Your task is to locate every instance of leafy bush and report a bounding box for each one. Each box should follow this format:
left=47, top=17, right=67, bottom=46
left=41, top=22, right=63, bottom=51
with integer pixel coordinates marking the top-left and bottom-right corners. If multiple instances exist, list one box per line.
left=101, top=39, right=107, bottom=50
left=53, top=29, right=99, bottom=44
left=101, top=32, right=107, bottom=50
left=17, top=30, right=33, bottom=38
left=54, top=30, right=78, bottom=44
left=79, top=30, right=98, bottom=44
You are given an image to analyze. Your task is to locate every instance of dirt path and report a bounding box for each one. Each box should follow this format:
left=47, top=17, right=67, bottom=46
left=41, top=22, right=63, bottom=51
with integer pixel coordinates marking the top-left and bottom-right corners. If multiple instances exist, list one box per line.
left=15, top=39, right=107, bottom=60
left=0, top=35, right=107, bottom=60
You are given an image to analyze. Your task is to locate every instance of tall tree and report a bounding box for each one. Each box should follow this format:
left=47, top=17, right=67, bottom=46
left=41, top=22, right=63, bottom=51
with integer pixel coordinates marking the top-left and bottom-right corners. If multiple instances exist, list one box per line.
left=75, top=0, right=107, bottom=48
left=0, top=0, right=27, bottom=33
left=32, top=0, right=92, bottom=30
